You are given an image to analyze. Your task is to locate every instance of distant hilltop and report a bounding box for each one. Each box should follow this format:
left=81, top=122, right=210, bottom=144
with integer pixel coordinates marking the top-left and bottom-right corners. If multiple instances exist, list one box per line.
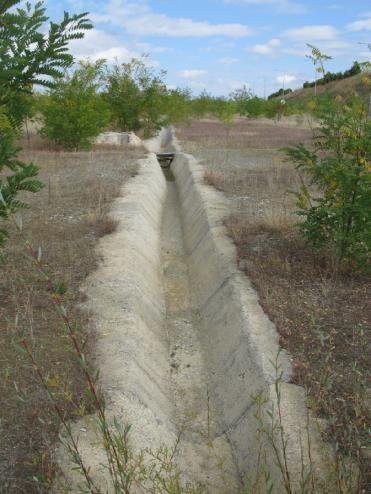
left=281, top=72, right=371, bottom=103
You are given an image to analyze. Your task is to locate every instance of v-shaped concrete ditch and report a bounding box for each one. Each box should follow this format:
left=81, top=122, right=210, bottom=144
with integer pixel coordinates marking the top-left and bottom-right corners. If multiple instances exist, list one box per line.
left=161, top=166, right=239, bottom=490
left=56, top=128, right=327, bottom=493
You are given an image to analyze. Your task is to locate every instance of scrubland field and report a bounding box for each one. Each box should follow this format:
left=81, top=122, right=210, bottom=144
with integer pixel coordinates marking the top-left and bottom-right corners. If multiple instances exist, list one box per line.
left=2, top=0, right=371, bottom=491
left=177, top=117, right=371, bottom=491
left=0, top=137, right=143, bottom=492
left=1, top=115, right=369, bottom=493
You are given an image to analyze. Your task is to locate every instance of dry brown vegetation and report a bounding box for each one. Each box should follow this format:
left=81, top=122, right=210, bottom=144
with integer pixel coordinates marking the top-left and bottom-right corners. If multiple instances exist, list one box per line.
left=0, top=138, right=143, bottom=493
left=177, top=117, right=313, bottom=149
left=284, top=72, right=371, bottom=104
left=178, top=118, right=371, bottom=491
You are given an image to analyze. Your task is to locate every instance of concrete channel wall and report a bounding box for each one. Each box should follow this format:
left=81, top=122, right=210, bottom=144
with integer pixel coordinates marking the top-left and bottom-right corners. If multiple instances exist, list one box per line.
left=58, top=129, right=328, bottom=492
left=171, top=152, right=327, bottom=486
left=56, top=153, right=178, bottom=491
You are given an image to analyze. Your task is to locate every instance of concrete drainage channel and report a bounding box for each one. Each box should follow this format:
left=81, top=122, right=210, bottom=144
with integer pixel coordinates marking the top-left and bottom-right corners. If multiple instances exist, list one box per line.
left=57, top=128, right=327, bottom=493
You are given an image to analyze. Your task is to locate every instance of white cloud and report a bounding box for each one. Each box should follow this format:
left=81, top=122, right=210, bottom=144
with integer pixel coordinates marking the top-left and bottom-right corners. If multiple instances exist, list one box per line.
left=177, top=69, right=208, bottom=78
left=276, top=74, right=297, bottom=85
left=124, top=16, right=251, bottom=37
left=184, top=77, right=251, bottom=95
left=70, top=29, right=139, bottom=62
left=69, top=29, right=164, bottom=67
left=251, top=38, right=281, bottom=55
left=95, top=0, right=252, bottom=38
left=249, top=23, right=352, bottom=62
left=283, top=25, right=339, bottom=41
left=282, top=39, right=351, bottom=57
left=218, top=57, right=239, bottom=64
left=93, top=46, right=136, bottom=62
left=347, top=18, right=371, bottom=32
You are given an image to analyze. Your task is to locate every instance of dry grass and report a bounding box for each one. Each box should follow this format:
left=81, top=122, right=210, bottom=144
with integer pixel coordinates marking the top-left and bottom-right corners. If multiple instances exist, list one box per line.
left=0, top=139, right=143, bottom=492
left=202, top=150, right=302, bottom=232
left=177, top=117, right=313, bottom=149
left=227, top=223, right=371, bottom=488
left=285, top=72, right=371, bottom=104
left=177, top=118, right=371, bottom=491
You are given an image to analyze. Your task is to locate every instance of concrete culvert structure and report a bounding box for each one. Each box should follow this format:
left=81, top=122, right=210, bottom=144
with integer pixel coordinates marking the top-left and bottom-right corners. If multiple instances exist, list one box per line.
left=95, top=131, right=142, bottom=147
left=56, top=128, right=330, bottom=493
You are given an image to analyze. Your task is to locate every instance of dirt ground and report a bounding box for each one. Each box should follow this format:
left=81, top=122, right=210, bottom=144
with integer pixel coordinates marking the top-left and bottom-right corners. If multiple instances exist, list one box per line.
left=0, top=138, right=143, bottom=493
left=177, top=117, right=371, bottom=492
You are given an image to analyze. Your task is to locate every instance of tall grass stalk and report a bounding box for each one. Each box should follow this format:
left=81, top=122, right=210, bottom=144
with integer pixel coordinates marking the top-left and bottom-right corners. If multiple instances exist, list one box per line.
left=7, top=209, right=133, bottom=492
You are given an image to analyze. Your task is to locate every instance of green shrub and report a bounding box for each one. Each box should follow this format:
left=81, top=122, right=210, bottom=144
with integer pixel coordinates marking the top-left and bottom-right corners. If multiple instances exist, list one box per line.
left=162, top=87, right=193, bottom=125
left=212, top=97, right=237, bottom=123
left=104, top=59, right=167, bottom=137
left=243, top=97, right=266, bottom=118
left=0, top=0, right=91, bottom=250
left=268, top=88, right=293, bottom=100
left=302, top=61, right=363, bottom=89
left=39, top=61, right=111, bottom=150
left=285, top=96, right=371, bottom=269
left=189, top=90, right=213, bottom=118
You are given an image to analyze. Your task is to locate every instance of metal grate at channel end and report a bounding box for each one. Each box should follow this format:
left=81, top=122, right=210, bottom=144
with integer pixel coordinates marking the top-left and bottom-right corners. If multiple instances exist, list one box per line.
left=156, top=152, right=175, bottom=168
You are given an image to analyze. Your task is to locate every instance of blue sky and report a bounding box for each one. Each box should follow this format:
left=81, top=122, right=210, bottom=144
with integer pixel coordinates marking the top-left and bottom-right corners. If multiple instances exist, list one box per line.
left=48, top=0, right=371, bottom=96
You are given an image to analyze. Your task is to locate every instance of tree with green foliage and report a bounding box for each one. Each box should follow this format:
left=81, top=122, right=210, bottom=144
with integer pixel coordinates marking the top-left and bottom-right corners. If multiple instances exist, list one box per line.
left=0, top=0, right=92, bottom=125
left=212, top=97, right=236, bottom=123
left=39, top=60, right=111, bottom=150
left=268, top=88, right=292, bottom=100
left=162, top=87, right=192, bottom=124
left=0, top=0, right=92, bottom=249
left=190, top=90, right=215, bottom=118
left=230, top=85, right=252, bottom=115
left=105, top=58, right=167, bottom=137
left=244, top=96, right=267, bottom=118
left=303, top=61, right=363, bottom=89
left=285, top=96, right=371, bottom=269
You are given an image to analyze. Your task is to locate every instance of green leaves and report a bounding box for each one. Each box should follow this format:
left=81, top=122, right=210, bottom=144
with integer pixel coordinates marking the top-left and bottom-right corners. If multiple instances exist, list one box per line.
left=0, top=0, right=92, bottom=125
left=285, top=96, right=371, bottom=270
left=0, top=0, right=92, bottom=252
left=0, top=133, right=44, bottom=219
left=104, top=58, right=168, bottom=136
left=39, top=61, right=111, bottom=150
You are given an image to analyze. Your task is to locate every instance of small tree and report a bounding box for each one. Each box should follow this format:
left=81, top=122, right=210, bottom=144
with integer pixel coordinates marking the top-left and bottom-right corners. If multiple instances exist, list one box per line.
left=0, top=0, right=92, bottom=249
left=40, top=60, right=111, bottom=150
left=230, top=85, right=252, bottom=115
left=140, top=71, right=168, bottom=136
left=285, top=96, right=371, bottom=269
left=105, top=58, right=167, bottom=136
left=306, top=44, right=332, bottom=96
left=162, top=87, right=192, bottom=124
left=212, top=97, right=236, bottom=123
left=190, top=90, right=214, bottom=118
